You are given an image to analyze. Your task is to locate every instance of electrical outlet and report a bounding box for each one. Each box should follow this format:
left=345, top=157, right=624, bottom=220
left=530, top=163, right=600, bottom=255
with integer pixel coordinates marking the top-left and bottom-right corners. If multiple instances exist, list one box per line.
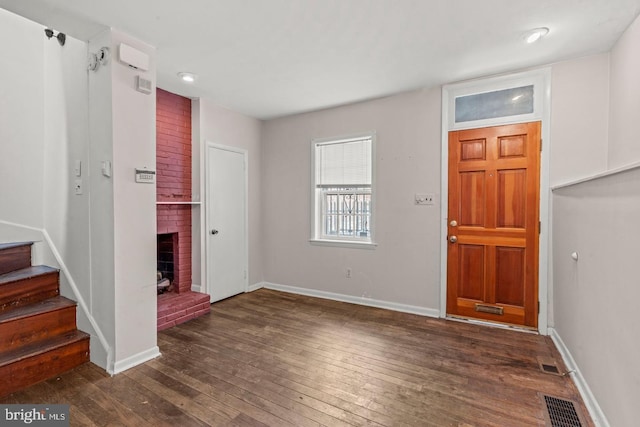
left=74, top=179, right=82, bottom=195
left=346, top=268, right=352, bottom=278
left=415, top=193, right=434, bottom=205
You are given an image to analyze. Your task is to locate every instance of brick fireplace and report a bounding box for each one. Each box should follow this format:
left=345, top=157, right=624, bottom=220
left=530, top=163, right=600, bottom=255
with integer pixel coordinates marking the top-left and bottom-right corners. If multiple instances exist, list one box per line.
left=156, top=88, right=209, bottom=330
left=157, top=232, right=176, bottom=288
left=156, top=207, right=191, bottom=294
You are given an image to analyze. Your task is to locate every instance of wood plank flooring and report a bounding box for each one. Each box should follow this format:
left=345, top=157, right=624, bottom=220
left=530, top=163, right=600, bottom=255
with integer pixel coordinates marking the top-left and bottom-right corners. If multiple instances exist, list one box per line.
left=0, top=289, right=593, bottom=426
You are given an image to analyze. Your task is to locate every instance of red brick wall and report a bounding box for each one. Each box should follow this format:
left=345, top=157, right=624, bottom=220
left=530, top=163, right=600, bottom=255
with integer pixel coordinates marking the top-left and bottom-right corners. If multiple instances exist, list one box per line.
left=156, top=89, right=192, bottom=293
left=157, top=89, right=192, bottom=202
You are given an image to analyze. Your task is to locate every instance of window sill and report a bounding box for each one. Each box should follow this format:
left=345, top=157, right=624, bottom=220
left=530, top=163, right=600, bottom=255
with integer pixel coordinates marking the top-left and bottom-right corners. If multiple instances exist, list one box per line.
left=309, top=239, right=377, bottom=250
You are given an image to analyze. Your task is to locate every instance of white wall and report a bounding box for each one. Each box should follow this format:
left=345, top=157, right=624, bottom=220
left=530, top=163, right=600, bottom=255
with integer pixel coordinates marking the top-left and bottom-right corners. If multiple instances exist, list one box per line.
left=262, top=89, right=442, bottom=310
left=43, top=28, right=91, bottom=305
left=549, top=54, right=610, bottom=185
left=194, top=99, right=264, bottom=289
left=88, top=28, right=160, bottom=372
left=552, top=168, right=640, bottom=427
left=0, top=8, right=45, bottom=229
left=42, top=26, right=112, bottom=366
left=550, top=14, right=640, bottom=426
left=259, top=55, right=614, bottom=315
left=109, top=30, right=159, bottom=369
left=608, top=15, right=640, bottom=168
left=87, top=29, right=116, bottom=369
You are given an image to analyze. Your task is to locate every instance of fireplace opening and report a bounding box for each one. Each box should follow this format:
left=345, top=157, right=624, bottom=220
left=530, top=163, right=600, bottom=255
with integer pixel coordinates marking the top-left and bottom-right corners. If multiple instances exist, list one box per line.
left=157, top=233, right=178, bottom=294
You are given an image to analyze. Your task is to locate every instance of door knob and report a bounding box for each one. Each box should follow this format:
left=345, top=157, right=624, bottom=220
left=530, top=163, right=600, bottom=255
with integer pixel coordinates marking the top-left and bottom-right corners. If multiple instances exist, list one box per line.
left=449, top=235, right=458, bottom=243
left=211, top=229, right=219, bottom=235
left=450, top=220, right=458, bottom=227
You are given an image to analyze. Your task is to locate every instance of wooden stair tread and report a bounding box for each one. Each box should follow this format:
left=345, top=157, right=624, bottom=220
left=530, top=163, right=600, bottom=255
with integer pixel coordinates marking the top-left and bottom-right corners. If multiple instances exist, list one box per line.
left=0, top=330, right=89, bottom=368
left=0, top=243, right=91, bottom=396
left=0, top=242, right=33, bottom=251
left=0, top=296, right=76, bottom=324
left=0, top=266, right=58, bottom=286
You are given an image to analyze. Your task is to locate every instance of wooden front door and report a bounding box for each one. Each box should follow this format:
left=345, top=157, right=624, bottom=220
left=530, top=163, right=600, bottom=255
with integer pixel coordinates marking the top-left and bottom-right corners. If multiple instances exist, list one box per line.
left=447, top=122, right=540, bottom=328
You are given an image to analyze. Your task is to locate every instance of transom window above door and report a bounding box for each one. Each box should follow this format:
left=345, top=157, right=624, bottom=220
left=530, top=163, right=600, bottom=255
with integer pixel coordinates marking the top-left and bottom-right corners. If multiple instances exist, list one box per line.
left=455, top=85, right=534, bottom=123
left=446, top=71, right=546, bottom=130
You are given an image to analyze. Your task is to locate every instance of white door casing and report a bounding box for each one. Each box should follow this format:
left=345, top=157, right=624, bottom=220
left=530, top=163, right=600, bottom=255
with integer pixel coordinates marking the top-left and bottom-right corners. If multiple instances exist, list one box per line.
left=206, top=142, right=248, bottom=302
left=440, top=68, right=552, bottom=334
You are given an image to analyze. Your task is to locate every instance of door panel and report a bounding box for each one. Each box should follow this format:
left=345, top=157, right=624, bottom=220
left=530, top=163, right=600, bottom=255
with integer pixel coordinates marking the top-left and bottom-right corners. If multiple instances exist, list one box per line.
left=458, top=245, right=484, bottom=300
left=207, top=145, right=247, bottom=303
left=447, top=122, right=540, bottom=327
left=459, top=172, right=486, bottom=226
left=497, top=169, right=526, bottom=228
left=495, top=246, right=525, bottom=306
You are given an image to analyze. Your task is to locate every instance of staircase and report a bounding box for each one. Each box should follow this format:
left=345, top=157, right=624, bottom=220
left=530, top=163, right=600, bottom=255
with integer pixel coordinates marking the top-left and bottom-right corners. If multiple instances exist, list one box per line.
left=0, top=242, right=90, bottom=397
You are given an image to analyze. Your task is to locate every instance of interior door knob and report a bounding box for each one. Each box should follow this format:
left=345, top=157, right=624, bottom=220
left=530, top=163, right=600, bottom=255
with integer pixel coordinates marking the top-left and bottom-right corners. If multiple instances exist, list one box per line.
left=449, top=235, right=458, bottom=243
left=211, top=229, right=219, bottom=235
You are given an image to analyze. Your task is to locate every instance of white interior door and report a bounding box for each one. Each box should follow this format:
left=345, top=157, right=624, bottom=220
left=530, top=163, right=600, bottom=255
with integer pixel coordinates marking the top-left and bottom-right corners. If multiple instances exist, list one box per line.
left=206, top=143, right=247, bottom=302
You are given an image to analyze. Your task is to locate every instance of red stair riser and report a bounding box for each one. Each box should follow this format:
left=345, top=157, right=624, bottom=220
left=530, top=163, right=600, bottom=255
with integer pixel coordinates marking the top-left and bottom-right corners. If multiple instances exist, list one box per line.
left=0, top=306, right=77, bottom=352
left=0, top=336, right=89, bottom=397
left=0, top=273, right=59, bottom=312
left=0, top=245, right=31, bottom=276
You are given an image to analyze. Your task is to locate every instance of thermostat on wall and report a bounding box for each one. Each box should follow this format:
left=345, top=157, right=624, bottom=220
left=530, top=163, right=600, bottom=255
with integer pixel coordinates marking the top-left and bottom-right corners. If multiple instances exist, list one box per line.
left=135, top=75, right=153, bottom=94
left=135, top=168, right=155, bottom=183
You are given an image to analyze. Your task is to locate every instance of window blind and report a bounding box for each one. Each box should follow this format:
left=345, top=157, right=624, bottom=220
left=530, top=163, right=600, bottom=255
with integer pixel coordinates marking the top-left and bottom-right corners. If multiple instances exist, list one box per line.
left=315, top=137, right=372, bottom=187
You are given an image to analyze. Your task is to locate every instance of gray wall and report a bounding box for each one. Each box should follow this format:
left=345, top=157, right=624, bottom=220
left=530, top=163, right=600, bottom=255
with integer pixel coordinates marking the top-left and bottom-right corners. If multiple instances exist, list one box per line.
left=262, top=88, right=443, bottom=311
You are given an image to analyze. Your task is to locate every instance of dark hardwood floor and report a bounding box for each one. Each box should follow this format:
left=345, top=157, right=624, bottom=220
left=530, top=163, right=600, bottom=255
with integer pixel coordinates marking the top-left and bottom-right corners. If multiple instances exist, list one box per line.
left=1, top=289, right=593, bottom=426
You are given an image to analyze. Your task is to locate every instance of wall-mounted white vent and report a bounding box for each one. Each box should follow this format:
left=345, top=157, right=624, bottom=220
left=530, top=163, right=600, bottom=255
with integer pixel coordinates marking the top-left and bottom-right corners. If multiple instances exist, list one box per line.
left=118, top=43, right=149, bottom=71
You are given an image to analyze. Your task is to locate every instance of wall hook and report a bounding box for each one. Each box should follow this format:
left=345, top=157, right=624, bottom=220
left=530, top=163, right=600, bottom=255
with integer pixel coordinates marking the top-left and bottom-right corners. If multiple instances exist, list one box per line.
left=44, top=28, right=66, bottom=46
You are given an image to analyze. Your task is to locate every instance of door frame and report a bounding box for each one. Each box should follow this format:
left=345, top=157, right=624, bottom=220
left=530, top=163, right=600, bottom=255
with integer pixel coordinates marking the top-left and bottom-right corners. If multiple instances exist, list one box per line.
left=439, top=69, right=552, bottom=334
left=204, top=141, right=249, bottom=301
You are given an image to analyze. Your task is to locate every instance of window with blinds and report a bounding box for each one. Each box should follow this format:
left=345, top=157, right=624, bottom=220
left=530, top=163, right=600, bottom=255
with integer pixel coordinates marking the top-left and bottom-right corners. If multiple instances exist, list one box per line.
left=312, top=133, right=375, bottom=245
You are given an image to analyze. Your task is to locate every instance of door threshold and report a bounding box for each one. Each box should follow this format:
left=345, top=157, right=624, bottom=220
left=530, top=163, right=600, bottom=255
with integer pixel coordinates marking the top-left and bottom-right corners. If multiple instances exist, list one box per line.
left=446, top=315, right=539, bottom=334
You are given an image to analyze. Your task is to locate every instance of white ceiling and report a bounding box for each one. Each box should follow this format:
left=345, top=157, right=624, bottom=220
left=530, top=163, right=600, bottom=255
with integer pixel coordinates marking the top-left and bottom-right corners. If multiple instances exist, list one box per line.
left=1, top=0, right=639, bottom=119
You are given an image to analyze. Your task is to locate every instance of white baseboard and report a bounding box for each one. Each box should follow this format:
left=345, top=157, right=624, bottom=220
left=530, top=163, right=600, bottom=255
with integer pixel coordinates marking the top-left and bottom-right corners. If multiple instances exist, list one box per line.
left=110, top=346, right=161, bottom=375
left=548, top=327, right=609, bottom=427
left=246, top=282, right=264, bottom=292
left=262, top=282, right=440, bottom=318
left=191, top=283, right=202, bottom=293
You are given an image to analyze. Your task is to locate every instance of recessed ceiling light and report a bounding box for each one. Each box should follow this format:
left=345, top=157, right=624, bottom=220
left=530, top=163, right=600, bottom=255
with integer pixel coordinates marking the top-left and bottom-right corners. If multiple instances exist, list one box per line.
left=525, top=27, right=549, bottom=44
left=178, top=72, right=197, bottom=83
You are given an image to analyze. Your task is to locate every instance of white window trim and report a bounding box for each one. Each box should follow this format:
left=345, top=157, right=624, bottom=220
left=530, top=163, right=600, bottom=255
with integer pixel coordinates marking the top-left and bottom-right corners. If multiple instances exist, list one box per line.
left=310, top=131, right=377, bottom=249
left=309, top=239, right=378, bottom=249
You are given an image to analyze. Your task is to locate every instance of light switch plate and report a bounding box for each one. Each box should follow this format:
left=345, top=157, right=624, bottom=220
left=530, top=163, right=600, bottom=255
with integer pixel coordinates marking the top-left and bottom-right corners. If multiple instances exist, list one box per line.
left=101, top=161, right=112, bottom=177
